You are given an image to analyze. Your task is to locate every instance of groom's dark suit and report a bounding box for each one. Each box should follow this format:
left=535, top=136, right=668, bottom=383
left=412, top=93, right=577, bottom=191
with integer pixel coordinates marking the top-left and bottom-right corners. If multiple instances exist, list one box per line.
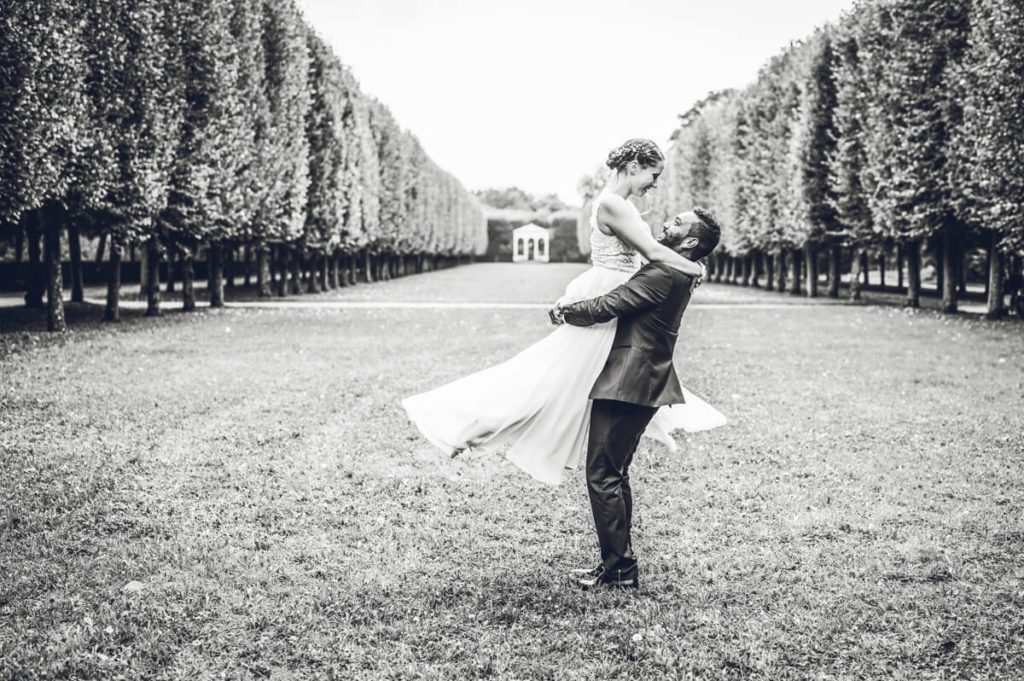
left=560, top=261, right=695, bottom=582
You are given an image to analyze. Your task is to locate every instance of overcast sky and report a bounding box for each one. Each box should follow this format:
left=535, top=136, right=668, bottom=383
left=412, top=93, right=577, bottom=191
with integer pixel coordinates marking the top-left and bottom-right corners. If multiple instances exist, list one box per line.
left=295, top=0, right=855, bottom=205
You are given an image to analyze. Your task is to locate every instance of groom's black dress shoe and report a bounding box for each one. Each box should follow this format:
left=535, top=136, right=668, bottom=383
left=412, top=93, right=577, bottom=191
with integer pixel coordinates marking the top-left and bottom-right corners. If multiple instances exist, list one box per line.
left=573, top=564, right=639, bottom=590
left=568, top=564, right=602, bottom=579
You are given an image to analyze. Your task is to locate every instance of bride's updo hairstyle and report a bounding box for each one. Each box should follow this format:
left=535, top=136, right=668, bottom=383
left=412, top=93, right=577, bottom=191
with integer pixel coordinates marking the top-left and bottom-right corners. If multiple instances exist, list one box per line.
left=606, top=138, right=664, bottom=171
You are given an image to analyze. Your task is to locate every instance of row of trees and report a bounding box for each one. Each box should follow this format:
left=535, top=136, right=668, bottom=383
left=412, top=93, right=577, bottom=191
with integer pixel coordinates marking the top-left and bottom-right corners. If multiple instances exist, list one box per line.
left=648, top=0, right=1023, bottom=317
left=1, top=0, right=487, bottom=331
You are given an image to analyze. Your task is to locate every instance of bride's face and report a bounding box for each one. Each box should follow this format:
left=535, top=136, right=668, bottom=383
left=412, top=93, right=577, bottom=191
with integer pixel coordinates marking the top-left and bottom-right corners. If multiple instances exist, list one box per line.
left=633, top=160, right=665, bottom=197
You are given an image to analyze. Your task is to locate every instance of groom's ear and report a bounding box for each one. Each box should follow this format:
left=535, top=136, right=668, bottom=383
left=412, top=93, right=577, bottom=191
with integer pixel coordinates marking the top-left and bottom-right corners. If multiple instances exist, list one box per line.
left=680, top=236, right=700, bottom=250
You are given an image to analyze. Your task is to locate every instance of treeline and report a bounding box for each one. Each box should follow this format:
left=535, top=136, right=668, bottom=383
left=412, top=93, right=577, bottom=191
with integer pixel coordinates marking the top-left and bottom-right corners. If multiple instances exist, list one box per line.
left=1, top=0, right=487, bottom=331
left=650, top=0, right=1023, bottom=317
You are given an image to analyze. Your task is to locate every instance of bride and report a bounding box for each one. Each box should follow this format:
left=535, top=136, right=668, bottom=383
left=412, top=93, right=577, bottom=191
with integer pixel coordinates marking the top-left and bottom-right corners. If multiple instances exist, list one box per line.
left=402, top=138, right=726, bottom=485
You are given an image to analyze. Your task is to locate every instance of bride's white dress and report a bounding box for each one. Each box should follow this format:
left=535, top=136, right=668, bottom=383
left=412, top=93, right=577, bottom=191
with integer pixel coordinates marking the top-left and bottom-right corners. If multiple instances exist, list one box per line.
left=401, top=193, right=726, bottom=485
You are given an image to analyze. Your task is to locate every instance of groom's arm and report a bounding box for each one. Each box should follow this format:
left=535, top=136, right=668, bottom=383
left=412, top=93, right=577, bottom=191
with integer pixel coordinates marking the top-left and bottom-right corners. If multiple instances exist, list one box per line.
left=559, top=265, right=674, bottom=327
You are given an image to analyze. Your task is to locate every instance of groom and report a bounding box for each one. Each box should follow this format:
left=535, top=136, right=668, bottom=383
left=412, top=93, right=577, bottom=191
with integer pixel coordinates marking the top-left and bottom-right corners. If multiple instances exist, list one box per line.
left=550, top=208, right=721, bottom=589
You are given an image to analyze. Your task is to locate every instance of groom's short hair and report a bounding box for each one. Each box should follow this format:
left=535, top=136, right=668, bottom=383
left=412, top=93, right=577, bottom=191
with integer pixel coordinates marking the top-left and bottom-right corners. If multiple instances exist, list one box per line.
left=687, top=208, right=721, bottom=260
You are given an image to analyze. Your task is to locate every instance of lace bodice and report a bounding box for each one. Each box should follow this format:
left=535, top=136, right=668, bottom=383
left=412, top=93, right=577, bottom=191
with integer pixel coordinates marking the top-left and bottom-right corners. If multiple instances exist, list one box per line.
left=589, top=192, right=640, bottom=273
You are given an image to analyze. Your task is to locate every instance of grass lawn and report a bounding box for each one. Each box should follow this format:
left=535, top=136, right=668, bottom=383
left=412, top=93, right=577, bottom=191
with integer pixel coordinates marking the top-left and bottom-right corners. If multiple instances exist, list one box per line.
left=1, top=264, right=1023, bottom=679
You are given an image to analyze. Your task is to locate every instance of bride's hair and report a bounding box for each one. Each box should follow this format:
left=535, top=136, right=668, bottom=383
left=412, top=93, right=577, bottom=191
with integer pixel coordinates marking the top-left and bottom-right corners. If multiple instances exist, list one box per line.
left=606, top=138, right=664, bottom=171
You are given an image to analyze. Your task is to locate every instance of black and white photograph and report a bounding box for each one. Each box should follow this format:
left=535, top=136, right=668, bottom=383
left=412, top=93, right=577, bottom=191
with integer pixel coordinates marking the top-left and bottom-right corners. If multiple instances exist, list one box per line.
left=1, top=0, right=1023, bottom=678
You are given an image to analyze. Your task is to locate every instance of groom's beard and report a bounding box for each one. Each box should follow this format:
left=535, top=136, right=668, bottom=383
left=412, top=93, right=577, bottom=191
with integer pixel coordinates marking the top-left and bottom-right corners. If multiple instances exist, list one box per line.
left=658, top=231, right=686, bottom=250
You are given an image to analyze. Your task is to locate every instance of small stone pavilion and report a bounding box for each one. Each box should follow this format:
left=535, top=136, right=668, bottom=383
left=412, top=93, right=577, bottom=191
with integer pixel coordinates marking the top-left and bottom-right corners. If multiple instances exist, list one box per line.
left=511, top=223, right=550, bottom=263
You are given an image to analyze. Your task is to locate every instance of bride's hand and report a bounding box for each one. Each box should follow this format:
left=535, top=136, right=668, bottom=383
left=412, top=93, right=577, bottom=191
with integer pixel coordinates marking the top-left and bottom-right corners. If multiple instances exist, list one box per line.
left=690, top=262, right=707, bottom=293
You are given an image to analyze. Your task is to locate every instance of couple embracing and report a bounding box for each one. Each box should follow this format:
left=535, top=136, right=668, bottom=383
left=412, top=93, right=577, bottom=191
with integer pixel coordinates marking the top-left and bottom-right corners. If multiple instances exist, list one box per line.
left=403, top=138, right=724, bottom=590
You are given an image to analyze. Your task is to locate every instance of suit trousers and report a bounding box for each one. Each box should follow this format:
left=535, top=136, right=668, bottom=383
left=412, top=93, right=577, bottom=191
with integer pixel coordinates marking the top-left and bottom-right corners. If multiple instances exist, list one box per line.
left=586, top=398, right=659, bottom=576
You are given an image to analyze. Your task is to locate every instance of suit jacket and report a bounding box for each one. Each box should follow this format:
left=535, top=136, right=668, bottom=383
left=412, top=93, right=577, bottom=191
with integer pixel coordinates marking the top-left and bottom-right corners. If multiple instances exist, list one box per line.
left=561, top=261, right=693, bottom=407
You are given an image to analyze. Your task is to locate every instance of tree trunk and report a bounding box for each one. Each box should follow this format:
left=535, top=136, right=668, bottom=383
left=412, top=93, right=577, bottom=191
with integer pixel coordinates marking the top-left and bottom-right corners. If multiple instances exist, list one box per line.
left=827, top=246, right=840, bottom=298
left=42, top=206, right=66, bottom=332
left=275, top=246, right=287, bottom=297
left=860, top=250, right=869, bottom=287
left=742, top=254, right=752, bottom=286
left=224, top=246, right=234, bottom=289
left=95, top=233, right=106, bottom=263
left=935, top=237, right=944, bottom=295
left=139, top=241, right=149, bottom=297
left=905, top=239, right=921, bottom=308
left=364, top=249, right=374, bottom=283
left=954, top=246, right=962, bottom=294
left=774, top=250, right=786, bottom=293
left=878, top=252, right=886, bottom=289
left=307, top=251, right=322, bottom=293
left=849, top=245, right=863, bottom=301
left=339, top=254, right=350, bottom=287
left=104, top=236, right=122, bottom=322
left=805, top=243, right=818, bottom=298
left=765, top=252, right=775, bottom=291
left=896, top=244, right=904, bottom=289
left=145, top=237, right=161, bottom=316
left=14, top=222, right=24, bottom=264
left=329, top=252, right=340, bottom=289
left=209, top=242, right=225, bottom=308
left=289, top=248, right=302, bottom=295
left=789, top=248, right=802, bottom=295
left=68, top=222, right=84, bottom=303
left=985, top=233, right=1005, bottom=319
left=751, top=251, right=761, bottom=288
left=320, top=253, right=329, bottom=290
left=166, top=250, right=177, bottom=294
left=182, top=247, right=196, bottom=312
left=244, top=245, right=252, bottom=287
left=24, top=212, right=44, bottom=308
left=940, top=226, right=958, bottom=313
left=257, top=245, right=271, bottom=297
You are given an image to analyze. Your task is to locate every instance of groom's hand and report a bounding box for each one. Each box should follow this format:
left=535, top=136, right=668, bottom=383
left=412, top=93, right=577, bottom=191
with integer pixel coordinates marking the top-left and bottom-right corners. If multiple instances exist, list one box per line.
left=548, top=305, right=566, bottom=325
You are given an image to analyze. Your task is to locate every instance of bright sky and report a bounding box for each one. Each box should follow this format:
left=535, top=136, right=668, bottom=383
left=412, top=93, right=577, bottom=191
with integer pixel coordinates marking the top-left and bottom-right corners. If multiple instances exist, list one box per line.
left=295, top=0, right=855, bottom=205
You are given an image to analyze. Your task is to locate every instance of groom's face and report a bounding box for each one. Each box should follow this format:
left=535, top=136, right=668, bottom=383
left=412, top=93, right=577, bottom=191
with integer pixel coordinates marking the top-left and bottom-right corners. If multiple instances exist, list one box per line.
left=658, top=212, right=700, bottom=253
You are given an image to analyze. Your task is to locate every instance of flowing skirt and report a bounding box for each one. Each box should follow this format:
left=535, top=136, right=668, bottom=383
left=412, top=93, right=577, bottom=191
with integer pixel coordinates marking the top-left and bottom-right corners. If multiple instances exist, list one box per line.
left=401, top=265, right=726, bottom=485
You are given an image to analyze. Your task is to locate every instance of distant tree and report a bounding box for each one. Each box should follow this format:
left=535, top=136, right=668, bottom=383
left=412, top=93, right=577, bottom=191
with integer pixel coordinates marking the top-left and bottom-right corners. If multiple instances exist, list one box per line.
left=576, top=165, right=611, bottom=257
left=0, top=0, right=88, bottom=329
left=829, top=15, right=876, bottom=302
left=547, top=214, right=584, bottom=262
left=261, top=0, right=311, bottom=293
left=857, top=0, right=970, bottom=310
left=304, top=32, right=345, bottom=289
left=474, top=187, right=569, bottom=212
left=799, top=29, right=840, bottom=298
left=163, top=0, right=246, bottom=312
left=948, top=0, right=1024, bottom=317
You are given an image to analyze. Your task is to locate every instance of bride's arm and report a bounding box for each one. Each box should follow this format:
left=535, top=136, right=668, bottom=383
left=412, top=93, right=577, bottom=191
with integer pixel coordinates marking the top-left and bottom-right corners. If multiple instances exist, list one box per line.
left=598, top=198, right=704, bottom=277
